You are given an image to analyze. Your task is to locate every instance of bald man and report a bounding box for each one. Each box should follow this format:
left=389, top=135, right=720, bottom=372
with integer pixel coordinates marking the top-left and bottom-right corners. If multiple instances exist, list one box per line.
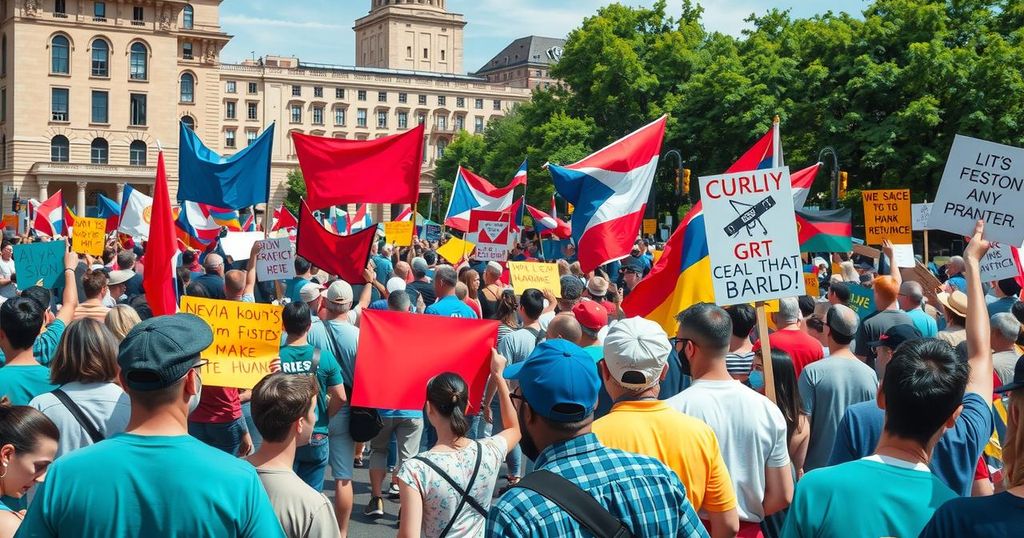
left=193, top=253, right=227, bottom=300
left=393, top=261, right=411, bottom=282
left=897, top=281, right=937, bottom=337
left=546, top=313, right=582, bottom=344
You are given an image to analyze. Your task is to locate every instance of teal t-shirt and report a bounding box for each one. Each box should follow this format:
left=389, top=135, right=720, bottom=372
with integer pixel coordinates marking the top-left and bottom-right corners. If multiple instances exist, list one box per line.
left=782, top=457, right=958, bottom=538
left=0, top=364, right=57, bottom=405
left=284, top=277, right=311, bottom=304
left=15, top=434, right=283, bottom=538
left=278, top=344, right=343, bottom=434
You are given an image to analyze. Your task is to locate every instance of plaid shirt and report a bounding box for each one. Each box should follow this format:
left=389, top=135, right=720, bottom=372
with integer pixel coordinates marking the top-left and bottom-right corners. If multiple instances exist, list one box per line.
left=486, top=433, right=709, bottom=537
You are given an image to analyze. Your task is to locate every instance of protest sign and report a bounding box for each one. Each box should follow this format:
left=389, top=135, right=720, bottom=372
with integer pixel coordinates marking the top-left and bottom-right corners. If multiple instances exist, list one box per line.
left=846, top=283, right=876, bottom=319
left=900, top=263, right=943, bottom=310
left=853, top=244, right=881, bottom=260
left=180, top=296, right=282, bottom=389
left=469, top=209, right=510, bottom=262
left=254, top=237, right=295, bottom=282
left=912, top=203, right=932, bottom=231
left=803, top=273, right=820, bottom=298
left=423, top=223, right=442, bottom=242
left=13, top=240, right=65, bottom=288
left=979, top=243, right=1022, bottom=282
left=72, top=217, right=106, bottom=256
left=643, top=219, right=657, bottom=236
left=862, top=189, right=912, bottom=244
left=891, top=244, right=917, bottom=268
left=929, top=134, right=1024, bottom=245
left=508, top=261, right=561, bottom=298
left=2, top=215, right=18, bottom=231
left=437, top=236, right=474, bottom=264
left=220, top=231, right=263, bottom=261
left=384, top=221, right=414, bottom=246
left=699, top=166, right=804, bottom=305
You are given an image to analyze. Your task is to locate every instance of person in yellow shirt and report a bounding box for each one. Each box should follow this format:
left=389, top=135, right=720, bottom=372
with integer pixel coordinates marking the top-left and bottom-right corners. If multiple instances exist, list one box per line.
left=592, top=317, right=739, bottom=538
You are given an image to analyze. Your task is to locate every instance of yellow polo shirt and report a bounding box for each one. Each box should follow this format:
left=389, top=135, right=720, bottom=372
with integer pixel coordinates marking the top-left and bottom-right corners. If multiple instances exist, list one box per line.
left=593, top=399, right=737, bottom=513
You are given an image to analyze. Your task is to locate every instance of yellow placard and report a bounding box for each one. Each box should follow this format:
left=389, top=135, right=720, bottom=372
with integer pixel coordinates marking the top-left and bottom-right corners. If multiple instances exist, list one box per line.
left=508, top=261, right=561, bottom=298
left=652, top=250, right=664, bottom=264
left=180, top=296, right=283, bottom=389
left=643, top=219, right=657, bottom=236
left=862, top=189, right=912, bottom=244
left=437, top=236, right=475, bottom=265
left=803, top=272, right=820, bottom=297
left=384, top=221, right=414, bottom=247
left=831, top=262, right=842, bottom=276
left=72, top=217, right=106, bottom=256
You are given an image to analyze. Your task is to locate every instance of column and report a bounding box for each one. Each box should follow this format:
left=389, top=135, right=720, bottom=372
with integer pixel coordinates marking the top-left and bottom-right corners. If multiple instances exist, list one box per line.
left=76, top=181, right=87, bottom=217
left=38, top=180, right=48, bottom=201
left=115, top=182, right=125, bottom=205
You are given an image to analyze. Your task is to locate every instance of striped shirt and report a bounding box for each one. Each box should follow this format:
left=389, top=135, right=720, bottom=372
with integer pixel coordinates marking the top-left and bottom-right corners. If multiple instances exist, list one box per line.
left=726, top=351, right=755, bottom=376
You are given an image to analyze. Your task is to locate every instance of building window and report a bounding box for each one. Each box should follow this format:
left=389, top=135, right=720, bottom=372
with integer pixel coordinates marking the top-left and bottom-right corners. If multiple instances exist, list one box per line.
left=357, top=90, right=367, bottom=101
left=1, top=35, right=6, bottom=77
left=248, top=82, right=258, bottom=94
left=418, top=94, right=427, bottom=106
left=437, top=138, right=448, bottom=158
left=474, top=116, right=484, bottom=133
left=50, top=135, right=69, bottom=162
left=225, top=130, right=236, bottom=148
left=397, top=111, right=408, bottom=129
left=91, top=90, right=108, bottom=123
left=51, top=35, right=70, bottom=74
left=314, top=86, right=323, bottom=98
left=130, top=42, right=148, bottom=80
left=225, top=101, right=236, bottom=119
left=493, top=100, right=502, bottom=111
left=375, top=91, right=386, bottom=103
left=334, top=107, right=345, bottom=126
left=54, top=0, right=66, bottom=16
left=226, top=80, right=236, bottom=93
left=181, top=115, right=195, bottom=130
left=438, top=95, right=446, bottom=106
left=129, top=140, right=147, bottom=166
left=180, top=73, right=195, bottom=103
left=356, top=109, right=367, bottom=128
left=130, top=93, right=147, bottom=126
left=398, top=92, right=407, bottom=104
left=90, top=138, right=108, bottom=164
left=423, top=48, right=428, bottom=59
left=0, top=88, right=5, bottom=122
left=290, top=104, right=301, bottom=123
left=312, top=106, right=324, bottom=125
left=51, top=87, right=69, bottom=121
left=94, top=2, right=106, bottom=19
left=247, top=102, right=258, bottom=120
left=335, top=87, right=344, bottom=99
left=132, top=6, right=144, bottom=24
left=436, top=116, right=447, bottom=130
left=182, top=42, right=193, bottom=60
left=417, top=112, right=425, bottom=126
left=456, top=97, right=465, bottom=108
left=291, top=85, right=301, bottom=97
left=183, top=5, right=194, bottom=29
left=91, top=39, right=109, bottom=77
left=246, top=130, right=258, bottom=146
left=377, top=111, right=387, bottom=129
left=454, top=115, right=464, bottom=131
left=475, top=98, right=483, bottom=109
left=406, top=46, right=412, bottom=59
left=441, top=50, right=446, bottom=61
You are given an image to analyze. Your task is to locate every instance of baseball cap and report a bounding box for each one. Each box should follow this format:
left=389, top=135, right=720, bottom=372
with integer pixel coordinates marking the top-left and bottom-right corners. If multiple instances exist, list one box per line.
left=108, top=269, right=135, bottom=286
left=386, top=277, right=407, bottom=294
left=621, top=258, right=643, bottom=273
left=559, top=276, right=584, bottom=301
left=995, top=355, right=1024, bottom=393
left=869, top=324, right=922, bottom=350
left=573, top=301, right=608, bottom=332
left=586, top=276, right=609, bottom=297
left=603, top=318, right=672, bottom=391
left=411, top=257, right=429, bottom=275
left=299, top=282, right=325, bottom=304
left=503, top=340, right=599, bottom=422
left=325, top=280, right=353, bottom=305
left=117, top=314, right=213, bottom=391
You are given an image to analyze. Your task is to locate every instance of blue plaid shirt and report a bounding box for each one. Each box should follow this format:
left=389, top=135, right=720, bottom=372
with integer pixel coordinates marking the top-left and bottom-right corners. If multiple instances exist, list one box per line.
left=486, top=433, right=709, bottom=537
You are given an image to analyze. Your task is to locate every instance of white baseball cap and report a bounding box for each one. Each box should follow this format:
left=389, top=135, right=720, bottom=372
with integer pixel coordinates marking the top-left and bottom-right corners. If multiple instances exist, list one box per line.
left=386, top=277, right=407, bottom=294
left=602, top=317, right=672, bottom=391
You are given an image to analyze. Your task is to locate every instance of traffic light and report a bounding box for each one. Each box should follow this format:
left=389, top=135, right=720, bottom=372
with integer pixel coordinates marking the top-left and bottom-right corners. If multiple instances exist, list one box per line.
left=682, top=168, right=691, bottom=195
left=838, top=171, right=848, bottom=199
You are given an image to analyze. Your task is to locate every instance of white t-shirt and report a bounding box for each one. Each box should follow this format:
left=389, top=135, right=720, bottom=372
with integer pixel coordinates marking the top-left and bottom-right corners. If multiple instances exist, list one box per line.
left=665, top=379, right=790, bottom=523
left=0, top=258, right=15, bottom=298
left=29, top=381, right=131, bottom=457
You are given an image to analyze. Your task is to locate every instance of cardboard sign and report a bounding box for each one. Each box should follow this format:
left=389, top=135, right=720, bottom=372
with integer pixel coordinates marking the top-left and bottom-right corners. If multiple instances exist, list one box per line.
left=846, top=283, right=876, bottom=319
left=254, top=237, right=295, bottom=282
left=853, top=244, right=881, bottom=260
left=72, top=217, right=106, bottom=257
left=862, top=189, right=912, bottom=244
left=699, top=166, right=804, bottom=305
left=469, top=210, right=509, bottom=262
left=643, top=219, right=657, bottom=236
left=220, top=232, right=264, bottom=261
left=2, top=214, right=18, bottom=231
left=803, top=272, right=820, bottom=298
left=508, top=261, right=561, bottom=298
left=13, top=240, right=66, bottom=288
left=423, top=223, right=442, bottom=242
left=891, top=244, right=917, bottom=268
left=437, top=237, right=475, bottom=265
left=180, top=296, right=282, bottom=389
left=929, top=134, right=1024, bottom=245
left=979, top=243, right=1022, bottom=281
left=900, top=263, right=943, bottom=310
left=912, top=203, right=932, bottom=231
left=384, top=221, right=414, bottom=247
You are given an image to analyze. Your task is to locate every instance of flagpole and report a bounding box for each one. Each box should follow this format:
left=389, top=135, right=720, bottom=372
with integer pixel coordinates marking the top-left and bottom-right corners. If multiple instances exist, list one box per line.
left=923, top=197, right=930, bottom=266
left=408, top=199, right=418, bottom=264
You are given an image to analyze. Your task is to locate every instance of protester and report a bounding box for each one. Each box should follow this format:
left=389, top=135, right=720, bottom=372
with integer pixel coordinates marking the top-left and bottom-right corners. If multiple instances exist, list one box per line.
left=477, top=262, right=503, bottom=319
left=936, top=290, right=968, bottom=347
left=826, top=281, right=850, bottom=306
left=0, top=242, right=15, bottom=301
left=284, top=256, right=315, bottom=304
left=115, top=250, right=144, bottom=300
left=493, top=289, right=520, bottom=343
left=191, top=253, right=227, bottom=300
left=398, top=351, right=520, bottom=538
left=854, top=275, right=913, bottom=366
left=987, top=277, right=1021, bottom=317
left=458, top=267, right=483, bottom=318
left=28, top=319, right=129, bottom=457
left=487, top=339, right=708, bottom=537
left=370, top=240, right=393, bottom=289
left=425, top=266, right=477, bottom=318
left=538, top=276, right=583, bottom=331
left=898, top=281, right=938, bottom=337
left=943, top=256, right=967, bottom=292
left=753, top=297, right=824, bottom=378
left=545, top=313, right=582, bottom=342
left=573, top=300, right=608, bottom=352
left=0, top=399, right=58, bottom=537
left=0, top=250, right=79, bottom=368
left=17, top=314, right=283, bottom=536
left=991, top=312, right=1021, bottom=385
left=247, top=373, right=341, bottom=538
left=619, top=257, right=644, bottom=297
left=0, top=298, right=58, bottom=405
left=749, top=350, right=809, bottom=480
left=106, top=269, right=135, bottom=305
left=409, top=257, right=436, bottom=307
left=593, top=318, right=739, bottom=538
left=104, top=304, right=141, bottom=342
left=72, top=270, right=110, bottom=322
left=725, top=304, right=756, bottom=381
left=667, top=303, right=793, bottom=535
left=583, top=276, right=617, bottom=316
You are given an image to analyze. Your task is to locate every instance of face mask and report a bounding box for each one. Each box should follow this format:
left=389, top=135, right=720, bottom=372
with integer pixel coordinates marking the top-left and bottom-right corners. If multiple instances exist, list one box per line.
left=187, top=372, right=203, bottom=416
left=748, top=370, right=765, bottom=391
left=674, top=346, right=691, bottom=376
left=517, top=404, right=542, bottom=461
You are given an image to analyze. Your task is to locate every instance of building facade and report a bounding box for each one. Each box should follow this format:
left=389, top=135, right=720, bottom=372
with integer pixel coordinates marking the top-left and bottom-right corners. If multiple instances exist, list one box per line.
left=1, top=0, right=531, bottom=223
left=474, top=35, right=565, bottom=90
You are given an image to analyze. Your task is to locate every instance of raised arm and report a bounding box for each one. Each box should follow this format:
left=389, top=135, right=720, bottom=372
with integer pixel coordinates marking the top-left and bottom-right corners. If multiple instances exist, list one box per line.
left=962, top=220, right=992, bottom=399
left=490, top=349, right=521, bottom=450
left=55, top=248, right=79, bottom=325
left=243, top=242, right=259, bottom=297
left=881, top=239, right=902, bottom=288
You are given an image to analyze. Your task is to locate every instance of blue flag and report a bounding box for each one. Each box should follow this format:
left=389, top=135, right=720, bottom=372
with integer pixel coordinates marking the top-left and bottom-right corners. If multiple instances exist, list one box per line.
left=96, top=193, right=121, bottom=218
left=177, top=122, right=274, bottom=209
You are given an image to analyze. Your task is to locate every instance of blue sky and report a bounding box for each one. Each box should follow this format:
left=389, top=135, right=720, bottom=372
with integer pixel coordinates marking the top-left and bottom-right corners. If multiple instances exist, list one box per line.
left=221, top=1, right=869, bottom=73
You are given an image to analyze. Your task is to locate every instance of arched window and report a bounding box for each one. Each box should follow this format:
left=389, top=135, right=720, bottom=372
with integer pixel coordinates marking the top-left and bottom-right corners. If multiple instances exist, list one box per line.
left=90, top=138, right=108, bottom=164
left=50, top=135, right=69, bottom=163
left=181, top=115, right=195, bottom=130
left=51, top=35, right=70, bottom=74
left=183, top=5, right=194, bottom=29
left=129, top=42, right=147, bottom=80
left=180, top=72, right=195, bottom=103
left=129, top=140, right=147, bottom=166
left=91, top=39, right=109, bottom=77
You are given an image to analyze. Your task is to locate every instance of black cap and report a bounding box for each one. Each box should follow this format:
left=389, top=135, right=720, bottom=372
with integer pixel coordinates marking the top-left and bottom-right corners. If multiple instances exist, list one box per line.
left=869, top=324, right=922, bottom=350
left=996, top=355, right=1024, bottom=393
left=559, top=275, right=584, bottom=301
left=117, top=314, right=213, bottom=391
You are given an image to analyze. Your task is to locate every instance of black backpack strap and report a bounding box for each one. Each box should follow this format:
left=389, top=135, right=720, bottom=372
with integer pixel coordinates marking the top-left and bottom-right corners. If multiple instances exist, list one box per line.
left=412, top=441, right=486, bottom=536
left=525, top=327, right=544, bottom=345
left=51, top=389, right=104, bottom=444
left=514, top=470, right=634, bottom=538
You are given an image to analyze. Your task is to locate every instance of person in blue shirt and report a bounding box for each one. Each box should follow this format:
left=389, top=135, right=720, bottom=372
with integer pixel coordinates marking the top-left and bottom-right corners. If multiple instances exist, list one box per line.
left=17, top=313, right=284, bottom=538
left=987, top=277, right=1020, bottom=317
left=898, top=281, right=939, bottom=337
left=424, top=266, right=477, bottom=318
left=943, top=256, right=967, bottom=292
left=283, top=256, right=315, bottom=304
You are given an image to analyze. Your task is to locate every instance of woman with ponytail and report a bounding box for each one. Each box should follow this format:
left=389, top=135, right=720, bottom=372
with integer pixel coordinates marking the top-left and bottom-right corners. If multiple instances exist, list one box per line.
left=397, top=350, right=520, bottom=538
left=0, top=398, right=59, bottom=537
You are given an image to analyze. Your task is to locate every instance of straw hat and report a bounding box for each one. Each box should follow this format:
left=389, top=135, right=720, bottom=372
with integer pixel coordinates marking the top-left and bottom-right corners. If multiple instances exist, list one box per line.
left=936, top=290, right=968, bottom=318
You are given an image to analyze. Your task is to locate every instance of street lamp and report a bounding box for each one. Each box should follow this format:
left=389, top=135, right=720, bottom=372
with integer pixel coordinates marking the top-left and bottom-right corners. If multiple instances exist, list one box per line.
left=818, top=146, right=840, bottom=209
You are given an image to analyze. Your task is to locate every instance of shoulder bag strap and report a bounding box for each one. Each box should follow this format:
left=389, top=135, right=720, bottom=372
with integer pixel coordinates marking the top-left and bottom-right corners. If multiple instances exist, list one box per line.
left=514, top=470, right=634, bottom=538
left=525, top=327, right=544, bottom=345
left=412, top=441, right=487, bottom=536
left=51, top=389, right=104, bottom=444
left=310, top=348, right=320, bottom=375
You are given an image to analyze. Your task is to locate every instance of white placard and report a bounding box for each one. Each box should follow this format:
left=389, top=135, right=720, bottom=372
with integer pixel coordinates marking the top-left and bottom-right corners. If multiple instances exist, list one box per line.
left=891, top=244, right=917, bottom=268
left=699, top=166, right=805, bottom=305
left=912, top=203, right=932, bottom=231
left=979, top=243, right=1022, bottom=282
left=255, top=237, right=295, bottom=282
left=220, top=231, right=265, bottom=261
left=929, top=134, right=1024, bottom=245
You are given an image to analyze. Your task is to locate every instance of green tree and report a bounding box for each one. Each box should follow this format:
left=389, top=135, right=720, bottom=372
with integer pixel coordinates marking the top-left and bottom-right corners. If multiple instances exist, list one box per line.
left=283, top=168, right=305, bottom=215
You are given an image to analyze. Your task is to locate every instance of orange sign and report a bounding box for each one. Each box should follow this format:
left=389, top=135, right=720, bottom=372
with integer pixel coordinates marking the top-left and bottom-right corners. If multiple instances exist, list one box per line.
left=862, top=189, right=912, bottom=244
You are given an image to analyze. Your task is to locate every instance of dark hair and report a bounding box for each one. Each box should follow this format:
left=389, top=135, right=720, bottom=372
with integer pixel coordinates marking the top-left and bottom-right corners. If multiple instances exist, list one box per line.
left=116, top=250, right=136, bottom=270
left=125, top=377, right=187, bottom=410
left=829, top=281, right=851, bottom=304
left=883, top=339, right=968, bottom=446
left=82, top=269, right=109, bottom=299
left=294, top=256, right=312, bottom=275
left=283, top=301, right=312, bottom=335
left=520, top=289, right=545, bottom=320
left=725, top=304, right=756, bottom=339
left=388, top=289, right=412, bottom=311
left=181, top=250, right=197, bottom=266
left=944, top=308, right=966, bottom=328
left=0, top=397, right=59, bottom=454
left=50, top=319, right=119, bottom=384
left=998, top=278, right=1022, bottom=298
left=825, top=307, right=856, bottom=346
left=20, top=286, right=52, bottom=312
left=676, top=303, right=731, bottom=354
left=426, top=372, right=470, bottom=438
left=769, top=349, right=804, bottom=444
left=0, top=297, right=43, bottom=350
left=127, top=295, right=153, bottom=321
left=495, top=289, right=519, bottom=326
left=423, top=251, right=437, bottom=266
left=1011, top=301, right=1024, bottom=325
left=251, top=373, right=318, bottom=443
left=797, top=295, right=816, bottom=318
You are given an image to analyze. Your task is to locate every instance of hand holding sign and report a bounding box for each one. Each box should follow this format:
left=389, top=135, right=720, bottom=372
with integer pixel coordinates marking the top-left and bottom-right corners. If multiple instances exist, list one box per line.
left=963, top=220, right=992, bottom=265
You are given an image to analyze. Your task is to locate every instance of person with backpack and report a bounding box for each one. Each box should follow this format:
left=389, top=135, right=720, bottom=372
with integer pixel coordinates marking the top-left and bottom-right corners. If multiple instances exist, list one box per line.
left=397, top=350, right=519, bottom=538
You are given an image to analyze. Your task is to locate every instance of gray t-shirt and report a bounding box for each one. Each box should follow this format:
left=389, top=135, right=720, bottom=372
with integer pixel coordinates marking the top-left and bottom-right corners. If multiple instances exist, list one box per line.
left=323, top=319, right=358, bottom=387
left=0, top=258, right=14, bottom=298
left=854, top=309, right=913, bottom=361
left=255, top=467, right=340, bottom=538
left=29, top=381, right=131, bottom=457
left=497, top=327, right=542, bottom=366
left=994, top=350, right=1020, bottom=386
left=798, top=356, right=879, bottom=471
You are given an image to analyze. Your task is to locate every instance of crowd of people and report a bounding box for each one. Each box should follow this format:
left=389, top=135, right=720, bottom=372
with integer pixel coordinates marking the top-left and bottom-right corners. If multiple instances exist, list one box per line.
left=0, top=220, right=1017, bottom=537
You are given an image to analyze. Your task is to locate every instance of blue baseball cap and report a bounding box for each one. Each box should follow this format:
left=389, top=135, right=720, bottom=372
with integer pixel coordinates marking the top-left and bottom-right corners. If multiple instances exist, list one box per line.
left=503, top=339, right=599, bottom=422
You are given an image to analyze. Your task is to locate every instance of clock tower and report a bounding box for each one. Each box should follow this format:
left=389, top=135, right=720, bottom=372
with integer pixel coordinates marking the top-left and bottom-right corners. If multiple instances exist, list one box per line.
left=354, top=0, right=467, bottom=74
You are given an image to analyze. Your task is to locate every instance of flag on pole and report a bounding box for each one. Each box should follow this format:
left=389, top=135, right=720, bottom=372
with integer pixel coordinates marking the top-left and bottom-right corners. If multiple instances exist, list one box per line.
left=549, top=115, right=667, bottom=273
left=394, top=206, right=413, bottom=222
left=338, top=204, right=373, bottom=235
left=296, top=200, right=376, bottom=284
left=63, top=205, right=76, bottom=234
left=796, top=208, right=853, bottom=253
left=175, top=201, right=224, bottom=246
left=145, top=152, right=178, bottom=317
left=33, top=191, right=64, bottom=237
left=119, top=185, right=154, bottom=238
left=272, top=205, right=298, bottom=231
left=444, top=166, right=525, bottom=232
left=791, top=162, right=821, bottom=210
left=242, top=213, right=256, bottom=232
left=727, top=118, right=783, bottom=173
left=526, top=204, right=571, bottom=239
left=177, top=122, right=274, bottom=209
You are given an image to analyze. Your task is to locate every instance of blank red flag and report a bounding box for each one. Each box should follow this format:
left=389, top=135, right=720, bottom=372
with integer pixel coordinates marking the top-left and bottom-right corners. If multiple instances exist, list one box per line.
left=295, top=200, right=376, bottom=284
left=351, top=310, right=498, bottom=413
left=144, top=153, right=178, bottom=317
left=293, top=125, right=424, bottom=208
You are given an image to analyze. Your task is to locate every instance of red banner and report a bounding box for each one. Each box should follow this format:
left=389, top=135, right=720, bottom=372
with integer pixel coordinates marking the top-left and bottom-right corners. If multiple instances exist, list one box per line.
left=295, top=200, right=375, bottom=284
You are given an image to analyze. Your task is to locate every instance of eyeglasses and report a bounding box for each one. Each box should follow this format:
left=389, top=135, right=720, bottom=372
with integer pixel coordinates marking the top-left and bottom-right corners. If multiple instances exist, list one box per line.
left=509, top=389, right=525, bottom=408
left=670, top=337, right=690, bottom=353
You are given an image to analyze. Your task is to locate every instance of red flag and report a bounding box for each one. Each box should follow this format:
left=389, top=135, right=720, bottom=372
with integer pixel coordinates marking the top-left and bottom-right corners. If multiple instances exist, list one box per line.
left=351, top=310, right=498, bottom=412
left=144, top=153, right=178, bottom=317
left=272, top=205, right=297, bottom=231
left=293, top=125, right=424, bottom=208
left=296, top=200, right=376, bottom=284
